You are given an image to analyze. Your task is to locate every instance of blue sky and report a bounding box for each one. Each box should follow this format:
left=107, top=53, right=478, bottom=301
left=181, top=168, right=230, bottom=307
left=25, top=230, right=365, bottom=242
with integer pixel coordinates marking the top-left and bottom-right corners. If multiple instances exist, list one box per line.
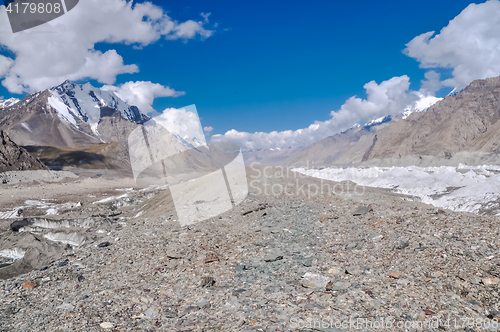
left=1, top=0, right=498, bottom=149
left=99, top=0, right=478, bottom=133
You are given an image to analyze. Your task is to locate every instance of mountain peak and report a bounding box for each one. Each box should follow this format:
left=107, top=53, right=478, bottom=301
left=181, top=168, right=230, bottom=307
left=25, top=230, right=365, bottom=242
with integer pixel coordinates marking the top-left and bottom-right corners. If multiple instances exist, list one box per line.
left=47, top=80, right=148, bottom=137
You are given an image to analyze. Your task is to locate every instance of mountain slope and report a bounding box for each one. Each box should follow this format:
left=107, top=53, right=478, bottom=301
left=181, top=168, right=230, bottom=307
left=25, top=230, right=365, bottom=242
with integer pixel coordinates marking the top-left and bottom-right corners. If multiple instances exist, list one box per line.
left=362, top=76, right=500, bottom=166
left=0, top=80, right=201, bottom=172
left=0, top=98, right=19, bottom=109
left=0, top=130, right=48, bottom=172
left=284, top=116, right=392, bottom=167
left=0, top=80, right=149, bottom=149
left=286, top=76, right=500, bottom=167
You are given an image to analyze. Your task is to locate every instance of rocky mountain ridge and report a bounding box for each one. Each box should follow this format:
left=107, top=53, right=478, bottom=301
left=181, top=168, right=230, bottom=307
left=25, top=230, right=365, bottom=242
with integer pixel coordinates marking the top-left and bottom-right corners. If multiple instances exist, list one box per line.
left=286, top=75, right=500, bottom=167
left=0, top=130, right=47, bottom=172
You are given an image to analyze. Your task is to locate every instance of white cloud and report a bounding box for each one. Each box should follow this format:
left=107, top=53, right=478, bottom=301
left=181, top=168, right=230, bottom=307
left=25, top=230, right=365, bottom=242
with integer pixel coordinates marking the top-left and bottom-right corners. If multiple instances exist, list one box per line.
left=0, top=0, right=214, bottom=93
left=0, top=55, right=13, bottom=77
left=214, top=1, right=500, bottom=151
left=212, top=76, right=438, bottom=150
left=166, top=20, right=214, bottom=41
left=404, top=0, right=500, bottom=89
left=204, top=126, right=214, bottom=134
left=102, top=81, right=184, bottom=114
left=154, top=106, right=207, bottom=146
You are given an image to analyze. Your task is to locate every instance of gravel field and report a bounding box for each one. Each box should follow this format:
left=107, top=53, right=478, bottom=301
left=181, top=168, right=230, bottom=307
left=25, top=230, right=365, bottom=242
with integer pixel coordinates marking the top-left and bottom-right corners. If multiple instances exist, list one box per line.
left=1, top=167, right=500, bottom=331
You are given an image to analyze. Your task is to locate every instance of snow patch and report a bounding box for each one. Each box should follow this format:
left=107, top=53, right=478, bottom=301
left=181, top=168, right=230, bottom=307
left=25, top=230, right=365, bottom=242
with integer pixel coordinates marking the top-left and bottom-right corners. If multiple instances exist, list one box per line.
left=0, top=248, right=26, bottom=261
left=44, top=232, right=85, bottom=246
left=93, top=193, right=128, bottom=204
left=294, top=165, right=500, bottom=215
left=48, top=95, right=78, bottom=126
left=20, top=123, right=32, bottom=132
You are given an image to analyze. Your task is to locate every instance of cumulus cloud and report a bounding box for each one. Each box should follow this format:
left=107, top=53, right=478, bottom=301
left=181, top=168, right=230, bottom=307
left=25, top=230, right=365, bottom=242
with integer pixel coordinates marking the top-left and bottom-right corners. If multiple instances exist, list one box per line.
left=154, top=106, right=207, bottom=146
left=0, top=0, right=214, bottom=93
left=404, top=0, right=500, bottom=89
left=204, top=126, right=214, bottom=134
left=214, top=1, right=500, bottom=151
left=102, top=81, right=184, bottom=114
left=212, top=76, right=438, bottom=150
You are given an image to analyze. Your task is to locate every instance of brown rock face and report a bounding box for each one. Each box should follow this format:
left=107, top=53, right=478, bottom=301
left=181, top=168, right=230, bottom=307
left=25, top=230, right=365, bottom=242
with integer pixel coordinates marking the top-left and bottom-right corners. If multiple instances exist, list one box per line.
left=0, top=130, right=48, bottom=172
left=363, top=76, right=500, bottom=165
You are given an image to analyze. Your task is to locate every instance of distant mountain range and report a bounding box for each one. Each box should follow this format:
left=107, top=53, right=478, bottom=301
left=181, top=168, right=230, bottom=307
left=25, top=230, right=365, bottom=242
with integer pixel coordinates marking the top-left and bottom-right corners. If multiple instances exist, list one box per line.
left=0, top=80, right=196, bottom=171
left=1, top=76, right=499, bottom=171
left=285, top=76, right=500, bottom=167
left=0, top=80, right=149, bottom=148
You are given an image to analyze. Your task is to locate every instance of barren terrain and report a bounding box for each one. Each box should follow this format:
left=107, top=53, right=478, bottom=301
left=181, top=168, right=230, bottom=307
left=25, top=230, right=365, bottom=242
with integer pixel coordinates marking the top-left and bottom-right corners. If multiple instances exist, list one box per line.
left=1, top=167, right=500, bottom=331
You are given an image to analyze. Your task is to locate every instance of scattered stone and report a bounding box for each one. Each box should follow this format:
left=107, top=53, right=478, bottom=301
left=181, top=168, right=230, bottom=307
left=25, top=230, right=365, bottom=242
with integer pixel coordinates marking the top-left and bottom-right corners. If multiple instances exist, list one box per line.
left=301, top=272, right=330, bottom=289
left=397, top=279, right=410, bottom=286
left=165, top=252, right=183, bottom=259
left=388, top=272, right=402, bottom=279
left=56, top=303, right=74, bottom=311
left=482, top=278, right=500, bottom=285
left=98, top=241, right=112, bottom=248
left=345, top=266, right=362, bottom=276
left=319, top=214, right=338, bottom=222
left=163, top=310, right=177, bottom=318
left=22, top=280, right=37, bottom=289
left=395, top=241, right=409, bottom=249
left=3, top=166, right=500, bottom=331
left=57, top=259, right=69, bottom=267
left=199, top=276, right=216, bottom=287
left=242, top=205, right=266, bottom=216
left=353, top=205, right=373, bottom=216
left=327, top=267, right=342, bottom=275
left=362, top=289, right=373, bottom=296
left=198, top=300, right=211, bottom=309
left=263, top=253, right=283, bottom=262
left=326, top=281, right=351, bottom=291
left=144, top=306, right=160, bottom=319
left=99, top=322, right=114, bottom=329
left=10, top=219, right=33, bottom=232
left=204, top=254, right=220, bottom=263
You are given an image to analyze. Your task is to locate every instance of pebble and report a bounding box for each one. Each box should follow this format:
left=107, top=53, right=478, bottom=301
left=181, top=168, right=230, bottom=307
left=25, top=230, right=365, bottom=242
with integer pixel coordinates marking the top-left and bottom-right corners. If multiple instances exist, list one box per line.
left=56, top=303, right=74, bottom=311
left=482, top=278, right=500, bottom=285
left=99, top=322, right=114, bottom=329
left=301, top=272, right=330, bottom=289
left=263, top=253, right=283, bottom=262
left=328, top=267, right=342, bottom=275
left=22, top=280, right=37, bottom=289
left=388, top=272, right=402, bottom=279
left=353, top=205, right=373, bottom=216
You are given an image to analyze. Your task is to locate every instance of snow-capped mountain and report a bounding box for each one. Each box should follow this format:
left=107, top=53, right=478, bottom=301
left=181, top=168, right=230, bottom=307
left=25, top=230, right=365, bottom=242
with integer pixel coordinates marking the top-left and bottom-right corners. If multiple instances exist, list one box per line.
left=344, top=95, right=442, bottom=131
left=401, top=95, right=443, bottom=119
left=0, top=80, right=152, bottom=148
left=48, top=80, right=148, bottom=136
left=0, top=80, right=209, bottom=172
left=0, top=98, right=20, bottom=109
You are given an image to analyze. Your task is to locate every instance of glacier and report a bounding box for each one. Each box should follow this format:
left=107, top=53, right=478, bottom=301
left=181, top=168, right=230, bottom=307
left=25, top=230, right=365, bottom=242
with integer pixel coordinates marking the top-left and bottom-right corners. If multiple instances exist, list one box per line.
left=294, top=165, right=500, bottom=215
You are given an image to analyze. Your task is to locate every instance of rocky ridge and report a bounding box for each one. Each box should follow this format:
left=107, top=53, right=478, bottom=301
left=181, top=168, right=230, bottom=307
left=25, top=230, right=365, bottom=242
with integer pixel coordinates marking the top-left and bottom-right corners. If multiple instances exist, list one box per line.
left=0, top=130, right=47, bottom=172
left=286, top=75, right=500, bottom=168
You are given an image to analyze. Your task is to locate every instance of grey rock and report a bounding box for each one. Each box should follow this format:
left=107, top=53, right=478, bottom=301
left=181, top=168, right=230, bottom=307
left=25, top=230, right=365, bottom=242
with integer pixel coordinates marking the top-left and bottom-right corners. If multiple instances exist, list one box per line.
left=301, top=272, right=330, bottom=289
left=353, top=205, right=373, bottom=216
left=263, top=253, right=283, bottom=262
